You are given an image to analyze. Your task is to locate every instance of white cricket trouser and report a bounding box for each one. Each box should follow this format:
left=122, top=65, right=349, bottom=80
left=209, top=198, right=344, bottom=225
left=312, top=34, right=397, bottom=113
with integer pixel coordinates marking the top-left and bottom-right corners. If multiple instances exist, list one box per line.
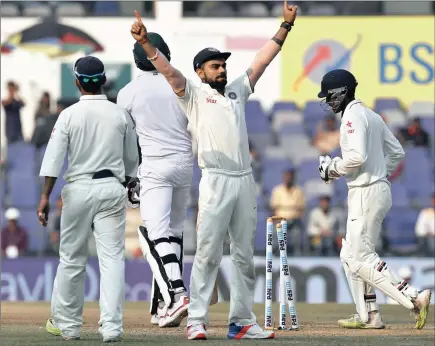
left=341, top=181, right=392, bottom=266
left=188, top=168, right=257, bottom=327
left=51, top=178, right=126, bottom=339
left=139, top=153, right=192, bottom=293
left=340, top=180, right=417, bottom=312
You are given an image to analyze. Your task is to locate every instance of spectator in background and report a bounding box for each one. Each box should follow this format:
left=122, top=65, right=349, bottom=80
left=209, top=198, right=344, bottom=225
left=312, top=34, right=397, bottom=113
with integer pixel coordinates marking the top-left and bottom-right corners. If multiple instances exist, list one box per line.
left=270, top=169, right=305, bottom=254
left=398, top=117, right=430, bottom=148
left=415, top=193, right=435, bottom=256
left=307, top=195, right=343, bottom=256
left=2, top=81, right=25, bottom=144
left=31, top=100, right=65, bottom=149
left=312, top=114, right=340, bottom=154
left=47, top=196, right=62, bottom=255
left=249, top=140, right=262, bottom=194
left=1, top=208, right=28, bottom=258
left=34, top=91, right=52, bottom=120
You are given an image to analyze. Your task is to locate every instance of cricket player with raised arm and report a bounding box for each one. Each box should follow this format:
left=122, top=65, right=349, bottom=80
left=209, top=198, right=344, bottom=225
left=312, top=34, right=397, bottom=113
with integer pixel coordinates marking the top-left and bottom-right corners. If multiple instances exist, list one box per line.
left=117, top=34, right=192, bottom=328
left=130, top=2, right=297, bottom=340
left=38, top=56, right=139, bottom=343
left=317, top=69, right=431, bottom=330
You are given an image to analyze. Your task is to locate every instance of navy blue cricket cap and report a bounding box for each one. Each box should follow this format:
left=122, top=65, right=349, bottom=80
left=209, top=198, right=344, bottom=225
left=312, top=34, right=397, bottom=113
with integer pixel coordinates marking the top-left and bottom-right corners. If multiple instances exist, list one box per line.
left=317, top=69, right=358, bottom=98
left=193, top=47, right=231, bottom=71
left=74, top=56, right=105, bottom=77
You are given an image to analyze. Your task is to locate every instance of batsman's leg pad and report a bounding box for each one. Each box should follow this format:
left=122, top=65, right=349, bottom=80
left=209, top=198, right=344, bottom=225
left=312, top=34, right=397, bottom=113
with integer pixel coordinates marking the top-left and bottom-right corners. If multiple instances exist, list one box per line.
left=373, top=260, right=418, bottom=300
left=137, top=226, right=185, bottom=313
left=169, top=235, right=183, bottom=275
left=353, top=260, right=414, bottom=309
left=364, top=289, right=378, bottom=313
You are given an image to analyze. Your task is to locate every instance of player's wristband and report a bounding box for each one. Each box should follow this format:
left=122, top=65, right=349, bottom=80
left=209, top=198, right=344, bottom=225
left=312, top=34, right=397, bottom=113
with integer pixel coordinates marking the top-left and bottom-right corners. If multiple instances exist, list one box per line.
left=272, top=37, right=284, bottom=47
left=280, top=21, right=293, bottom=32
left=147, top=48, right=160, bottom=61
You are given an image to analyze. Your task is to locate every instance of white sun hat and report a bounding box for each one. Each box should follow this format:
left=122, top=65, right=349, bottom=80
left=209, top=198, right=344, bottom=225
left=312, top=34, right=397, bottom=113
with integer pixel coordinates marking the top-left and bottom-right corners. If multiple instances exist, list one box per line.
left=5, top=208, right=20, bottom=220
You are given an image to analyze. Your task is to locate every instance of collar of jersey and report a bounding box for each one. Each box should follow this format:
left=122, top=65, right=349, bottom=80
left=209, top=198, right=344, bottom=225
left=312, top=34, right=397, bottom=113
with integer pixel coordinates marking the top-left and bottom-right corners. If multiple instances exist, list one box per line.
left=80, top=95, right=107, bottom=101
left=200, top=82, right=229, bottom=96
left=137, top=70, right=158, bottom=77
left=342, top=99, right=362, bottom=120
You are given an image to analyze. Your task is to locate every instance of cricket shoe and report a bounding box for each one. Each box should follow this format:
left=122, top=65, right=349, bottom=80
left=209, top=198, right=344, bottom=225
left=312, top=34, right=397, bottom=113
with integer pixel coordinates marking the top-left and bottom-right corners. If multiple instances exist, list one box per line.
left=187, top=324, right=207, bottom=340
left=103, top=336, right=123, bottom=343
left=227, top=323, right=275, bottom=339
left=159, top=296, right=189, bottom=328
left=45, top=318, right=80, bottom=340
left=152, top=310, right=185, bottom=328
left=338, top=312, right=385, bottom=329
left=151, top=314, right=160, bottom=326
left=411, top=289, right=431, bottom=329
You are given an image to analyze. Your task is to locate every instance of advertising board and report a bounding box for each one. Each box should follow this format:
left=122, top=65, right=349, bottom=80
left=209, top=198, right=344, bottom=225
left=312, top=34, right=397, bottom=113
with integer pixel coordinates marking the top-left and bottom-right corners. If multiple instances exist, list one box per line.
left=281, top=17, right=434, bottom=108
left=2, top=256, right=434, bottom=304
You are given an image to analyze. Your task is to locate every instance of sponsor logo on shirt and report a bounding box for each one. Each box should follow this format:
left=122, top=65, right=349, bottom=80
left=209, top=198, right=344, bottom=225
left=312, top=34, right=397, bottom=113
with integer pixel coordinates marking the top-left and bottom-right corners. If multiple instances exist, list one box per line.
left=206, top=97, right=217, bottom=104
left=346, top=121, right=354, bottom=133
left=228, top=92, right=237, bottom=100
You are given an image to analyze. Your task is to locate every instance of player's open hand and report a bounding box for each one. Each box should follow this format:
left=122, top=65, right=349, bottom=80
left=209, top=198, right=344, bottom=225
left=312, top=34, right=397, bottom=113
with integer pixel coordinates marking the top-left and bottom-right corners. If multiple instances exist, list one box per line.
left=131, top=10, right=148, bottom=43
left=283, top=1, right=298, bottom=25
left=37, top=195, right=50, bottom=227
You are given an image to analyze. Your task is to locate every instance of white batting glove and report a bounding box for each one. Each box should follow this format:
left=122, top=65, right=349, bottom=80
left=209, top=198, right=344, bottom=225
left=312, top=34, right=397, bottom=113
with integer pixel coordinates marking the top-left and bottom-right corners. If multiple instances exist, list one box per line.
left=318, top=155, right=340, bottom=184
left=126, top=178, right=140, bottom=209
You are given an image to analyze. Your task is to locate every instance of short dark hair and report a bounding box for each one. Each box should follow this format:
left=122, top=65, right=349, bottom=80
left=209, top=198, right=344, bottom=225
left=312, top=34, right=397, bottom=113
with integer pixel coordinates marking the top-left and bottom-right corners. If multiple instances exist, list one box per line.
left=7, top=81, right=15, bottom=88
left=79, top=82, right=102, bottom=93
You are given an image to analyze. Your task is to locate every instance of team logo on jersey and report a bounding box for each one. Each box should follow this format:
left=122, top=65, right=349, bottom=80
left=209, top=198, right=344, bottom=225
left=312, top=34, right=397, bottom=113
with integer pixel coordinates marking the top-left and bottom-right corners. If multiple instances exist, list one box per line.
left=228, top=92, right=237, bottom=100
left=346, top=121, right=354, bottom=133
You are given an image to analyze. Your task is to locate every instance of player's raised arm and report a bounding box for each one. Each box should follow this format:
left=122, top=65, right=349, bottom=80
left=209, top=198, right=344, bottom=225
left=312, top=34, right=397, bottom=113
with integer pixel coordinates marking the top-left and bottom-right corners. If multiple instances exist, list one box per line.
left=246, top=1, right=297, bottom=89
left=131, top=10, right=187, bottom=96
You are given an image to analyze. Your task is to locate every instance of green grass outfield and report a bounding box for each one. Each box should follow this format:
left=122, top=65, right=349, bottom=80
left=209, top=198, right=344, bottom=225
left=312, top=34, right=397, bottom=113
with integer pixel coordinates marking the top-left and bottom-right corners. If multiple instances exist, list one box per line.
left=1, top=302, right=434, bottom=346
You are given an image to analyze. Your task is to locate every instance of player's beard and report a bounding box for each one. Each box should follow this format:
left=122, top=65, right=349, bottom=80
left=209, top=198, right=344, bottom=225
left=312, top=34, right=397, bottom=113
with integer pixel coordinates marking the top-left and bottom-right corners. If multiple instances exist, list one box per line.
left=205, top=73, right=227, bottom=91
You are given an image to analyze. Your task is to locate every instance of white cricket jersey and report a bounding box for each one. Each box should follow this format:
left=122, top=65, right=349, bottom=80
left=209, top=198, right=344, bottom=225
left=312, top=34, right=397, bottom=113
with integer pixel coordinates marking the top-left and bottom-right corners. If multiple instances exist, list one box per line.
left=334, top=99, right=405, bottom=188
left=177, top=73, right=253, bottom=171
left=40, top=95, right=139, bottom=183
left=117, top=71, right=192, bottom=158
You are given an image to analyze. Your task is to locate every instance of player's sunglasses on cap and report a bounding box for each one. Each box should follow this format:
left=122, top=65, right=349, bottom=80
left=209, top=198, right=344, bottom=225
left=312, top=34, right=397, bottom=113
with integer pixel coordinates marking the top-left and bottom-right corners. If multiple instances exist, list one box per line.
left=73, top=56, right=106, bottom=83
left=193, top=48, right=231, bottom=71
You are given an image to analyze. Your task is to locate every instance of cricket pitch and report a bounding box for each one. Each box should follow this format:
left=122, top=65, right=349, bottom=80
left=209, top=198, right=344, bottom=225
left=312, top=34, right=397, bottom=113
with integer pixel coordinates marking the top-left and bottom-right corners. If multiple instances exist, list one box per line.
left=1, top=302, right=434, bottom=345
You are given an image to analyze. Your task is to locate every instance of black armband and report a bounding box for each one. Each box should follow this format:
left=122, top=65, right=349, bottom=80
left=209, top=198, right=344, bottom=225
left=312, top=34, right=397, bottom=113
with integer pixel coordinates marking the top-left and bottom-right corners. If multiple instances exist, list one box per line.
left=272, top=37, right=284, bottom=47
left=280, top=21, right=293, bottom=32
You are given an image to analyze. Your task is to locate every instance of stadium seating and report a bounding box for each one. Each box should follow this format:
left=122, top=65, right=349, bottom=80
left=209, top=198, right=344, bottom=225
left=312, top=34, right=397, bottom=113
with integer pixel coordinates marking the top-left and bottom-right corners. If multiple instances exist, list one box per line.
left=1, top=97, right=433, bottom=255
left=93, top=1, right=120, bottom=15
left=385, top=208, right=419, bottom=253
left=5, top=1, right=432, bottom=18
left=374, top=98, right=402, bottom=113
